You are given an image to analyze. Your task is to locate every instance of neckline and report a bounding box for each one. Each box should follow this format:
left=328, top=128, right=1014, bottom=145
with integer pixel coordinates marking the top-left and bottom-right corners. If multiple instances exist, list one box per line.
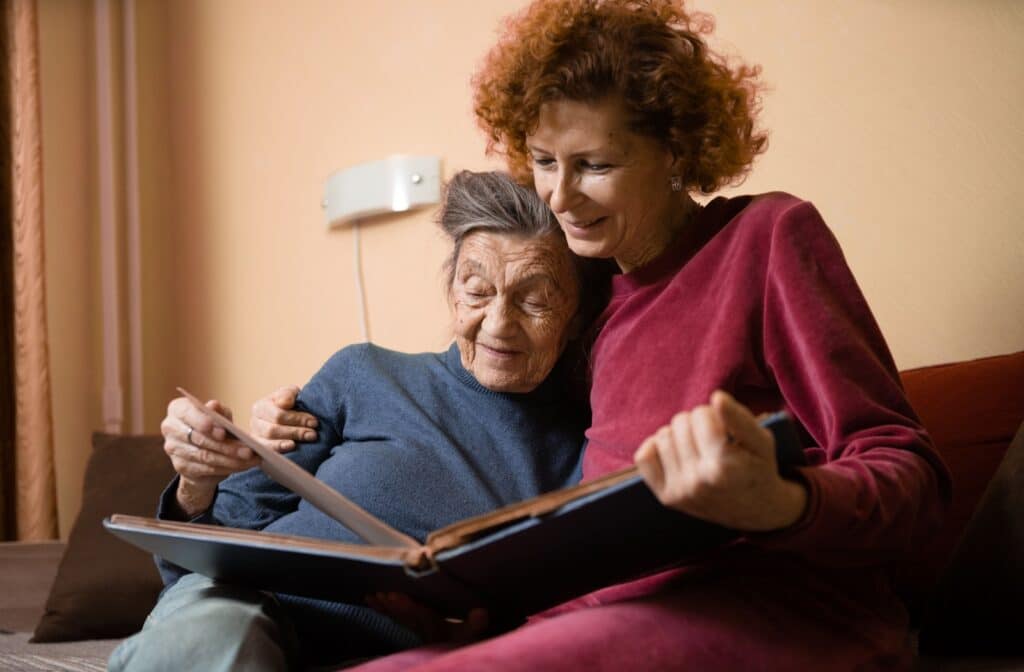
left=610, top=195, right=749, bottom=295
left=611, top=202, right=710, bottom=294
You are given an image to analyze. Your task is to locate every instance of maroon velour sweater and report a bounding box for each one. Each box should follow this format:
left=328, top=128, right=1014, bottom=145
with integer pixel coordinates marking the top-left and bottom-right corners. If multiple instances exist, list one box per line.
left=577, top=191, right=950, bottom=609
left=346, top=194, right=954, bottom=671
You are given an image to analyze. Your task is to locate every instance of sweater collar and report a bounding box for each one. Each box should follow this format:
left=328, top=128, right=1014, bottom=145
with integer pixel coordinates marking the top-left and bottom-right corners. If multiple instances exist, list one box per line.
left=443, top=342, right=564, bottom=404
left=610, top=195, right=751, bottom=296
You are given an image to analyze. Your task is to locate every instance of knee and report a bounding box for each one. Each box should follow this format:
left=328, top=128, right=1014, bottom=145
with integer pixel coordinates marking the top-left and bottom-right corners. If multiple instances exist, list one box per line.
left=109, top=579, right=293, bottom=672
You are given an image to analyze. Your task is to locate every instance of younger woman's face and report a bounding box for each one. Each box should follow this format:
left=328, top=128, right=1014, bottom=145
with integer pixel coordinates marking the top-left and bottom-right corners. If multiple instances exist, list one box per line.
left=527, top=96, right=682, bottom=273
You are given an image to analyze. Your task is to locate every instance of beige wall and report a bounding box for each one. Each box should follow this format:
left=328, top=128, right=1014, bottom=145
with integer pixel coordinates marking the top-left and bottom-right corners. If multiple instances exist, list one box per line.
left=706, top=0, right=1024, bottom=369
left=38, top=0, right=1024, bottom=535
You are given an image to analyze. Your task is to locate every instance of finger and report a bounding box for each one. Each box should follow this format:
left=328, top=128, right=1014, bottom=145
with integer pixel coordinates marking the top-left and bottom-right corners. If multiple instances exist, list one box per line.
left=167, top=397, right=209, bottom=436
left=204, top=400, right=233, bottom=441
left=634, top=434, right=667, bottom=494
left=245, top=408, right=298, bottom=450
left=165, top=438, right=259, bottom=478
left=711, top=390, right=772, bottom=456
left=174, top=416, right=253, bottom=461
left=168, top=436, right=258, bottom=471
left=263, top=387, right=320, bottom=428
left=206, top=399, right=233, bottom=421
left=270, top=385, right=301, bottom=409
left=171, top=459, right=249, bottom=481
left=173, top=398, right=225, bottom=440
left=689, top=404, right=729, bottom=462
left=250, top=415, right=316, bottom=444
left=251, top=397, right=319, bottom=431
left=668, top=411, right=699, bottom=469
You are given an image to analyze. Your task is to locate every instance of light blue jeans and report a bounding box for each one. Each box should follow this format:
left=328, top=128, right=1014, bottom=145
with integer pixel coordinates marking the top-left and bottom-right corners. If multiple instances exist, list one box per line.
left=108, top=573, right=300, bottom=672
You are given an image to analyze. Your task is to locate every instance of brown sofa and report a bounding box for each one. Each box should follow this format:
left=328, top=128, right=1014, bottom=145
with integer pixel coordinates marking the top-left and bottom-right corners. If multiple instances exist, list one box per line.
left=1, top=350, right=1021, bottom=670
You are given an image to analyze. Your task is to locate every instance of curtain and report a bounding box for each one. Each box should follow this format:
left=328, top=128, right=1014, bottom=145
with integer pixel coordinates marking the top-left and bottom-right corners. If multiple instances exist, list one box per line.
left=2, top=0, right=57, bottom=541
left=0, top=0, right=13, bottom=540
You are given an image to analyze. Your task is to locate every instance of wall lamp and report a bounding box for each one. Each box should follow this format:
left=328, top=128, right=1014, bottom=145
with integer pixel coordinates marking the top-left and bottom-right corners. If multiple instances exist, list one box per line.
left=322, top=155, right=442, bottom=228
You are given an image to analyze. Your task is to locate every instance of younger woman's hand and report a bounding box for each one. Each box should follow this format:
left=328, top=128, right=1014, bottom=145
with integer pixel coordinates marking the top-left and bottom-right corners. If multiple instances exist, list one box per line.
left=249, top=385, right=320, bottom=450
left=634, top=390, right=808, bottom=532
left=366, top=593, right=489, bottom=644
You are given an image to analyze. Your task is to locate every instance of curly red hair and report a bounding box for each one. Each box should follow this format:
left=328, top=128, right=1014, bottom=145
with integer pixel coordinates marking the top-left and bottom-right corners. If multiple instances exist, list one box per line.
left=473, top=0, right=767, bottom=194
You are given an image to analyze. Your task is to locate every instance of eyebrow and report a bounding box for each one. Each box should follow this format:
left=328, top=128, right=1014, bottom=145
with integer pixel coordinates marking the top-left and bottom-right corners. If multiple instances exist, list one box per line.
left=457, top=260, right=487, bottom=276
left=510, top=272, right=560, bottom=290
left=527, top=144, right=609, bottom=158
left=458, top=260, right=562, bottom=291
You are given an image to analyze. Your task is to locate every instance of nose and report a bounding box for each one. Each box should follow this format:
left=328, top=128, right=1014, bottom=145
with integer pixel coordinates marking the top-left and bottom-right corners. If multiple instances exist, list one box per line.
left=546, top=167, right=579, bottom=214
left=481, top=296, right=517, bottom=338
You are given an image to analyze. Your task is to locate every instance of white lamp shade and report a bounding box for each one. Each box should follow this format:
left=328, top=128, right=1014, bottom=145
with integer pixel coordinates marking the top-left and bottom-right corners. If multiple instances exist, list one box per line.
left=323, top=155, right=442, bottom=228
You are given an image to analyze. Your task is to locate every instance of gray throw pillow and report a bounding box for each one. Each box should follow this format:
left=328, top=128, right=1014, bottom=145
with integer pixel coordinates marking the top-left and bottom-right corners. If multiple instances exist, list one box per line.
left=31, top=433, right=174, bottom=642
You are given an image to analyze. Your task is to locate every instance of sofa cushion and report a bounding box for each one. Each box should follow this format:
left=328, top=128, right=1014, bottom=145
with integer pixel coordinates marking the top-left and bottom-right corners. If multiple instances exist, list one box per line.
left=917, top=421, right=1024, bottom=655
left=31, top=433, right=174, bottom=642
left=897, top=350, right=1024, bottom=612
left=0, top=540, right=64, bottom=633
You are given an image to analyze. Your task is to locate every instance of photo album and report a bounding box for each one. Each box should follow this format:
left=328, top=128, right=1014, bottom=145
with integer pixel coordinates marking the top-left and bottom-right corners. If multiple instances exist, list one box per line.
left=105, top=388, right=806, bottom=618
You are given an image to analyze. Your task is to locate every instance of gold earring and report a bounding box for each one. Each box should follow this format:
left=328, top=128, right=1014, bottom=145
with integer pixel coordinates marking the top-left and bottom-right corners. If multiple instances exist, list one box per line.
left=670, top=176, right=683, bottom=192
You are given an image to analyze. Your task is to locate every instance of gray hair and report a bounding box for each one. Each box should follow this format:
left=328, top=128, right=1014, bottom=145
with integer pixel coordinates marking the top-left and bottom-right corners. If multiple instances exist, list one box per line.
left=439, top=170, right=560, bottom=288
left=437, top=170, right=614, bottom=333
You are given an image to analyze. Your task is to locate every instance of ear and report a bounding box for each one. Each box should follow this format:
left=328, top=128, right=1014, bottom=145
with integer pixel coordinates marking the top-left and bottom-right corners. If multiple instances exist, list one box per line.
left=667, top=151, right=686, bottom=180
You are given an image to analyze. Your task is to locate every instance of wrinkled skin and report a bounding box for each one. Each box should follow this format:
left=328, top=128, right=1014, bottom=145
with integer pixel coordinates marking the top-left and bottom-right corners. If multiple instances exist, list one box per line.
left=450, top=231, right=580, bottom=394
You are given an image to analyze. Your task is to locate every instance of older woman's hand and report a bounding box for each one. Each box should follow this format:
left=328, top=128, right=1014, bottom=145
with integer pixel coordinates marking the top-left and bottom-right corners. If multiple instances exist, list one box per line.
left=365, top=592, right=489, bottom=645
left=249, top=385, right=319, bottom=450
left=634, top=391, right=808, bottom=532
left=161, top=396, right=261, bottom=518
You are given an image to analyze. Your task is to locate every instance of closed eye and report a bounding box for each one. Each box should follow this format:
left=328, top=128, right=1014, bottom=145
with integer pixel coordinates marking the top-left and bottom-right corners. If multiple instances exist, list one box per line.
left=519, top=291, right=554, bottom=313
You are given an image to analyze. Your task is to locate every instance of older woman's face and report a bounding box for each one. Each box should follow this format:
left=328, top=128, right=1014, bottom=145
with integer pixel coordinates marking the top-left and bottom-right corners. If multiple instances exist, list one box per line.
left=527, top=97, right=681, bottom=273
left=451, top=231, right=579, bottom=394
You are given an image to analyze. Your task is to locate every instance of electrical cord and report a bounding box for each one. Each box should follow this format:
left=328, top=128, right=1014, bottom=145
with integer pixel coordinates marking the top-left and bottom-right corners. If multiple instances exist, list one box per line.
left=352, top=220, right=371, bottom=342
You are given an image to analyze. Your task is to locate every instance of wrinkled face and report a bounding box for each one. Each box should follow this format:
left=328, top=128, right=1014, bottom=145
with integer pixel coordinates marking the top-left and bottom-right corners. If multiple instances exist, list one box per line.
left=527, top=97, right=682, bottom=272
left=451, top=231, right=580, bottom=393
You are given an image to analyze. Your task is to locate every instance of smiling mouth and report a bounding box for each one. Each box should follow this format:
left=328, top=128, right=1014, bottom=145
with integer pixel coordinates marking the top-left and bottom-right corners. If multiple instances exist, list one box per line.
left=478, top=343, right=521, bottom=359
left=563, top=216, right=606, bottom=230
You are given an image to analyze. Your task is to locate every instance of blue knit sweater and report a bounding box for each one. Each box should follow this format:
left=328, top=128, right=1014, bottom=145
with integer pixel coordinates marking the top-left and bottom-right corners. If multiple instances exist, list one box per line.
left=155, top=343, right=586, bottom=661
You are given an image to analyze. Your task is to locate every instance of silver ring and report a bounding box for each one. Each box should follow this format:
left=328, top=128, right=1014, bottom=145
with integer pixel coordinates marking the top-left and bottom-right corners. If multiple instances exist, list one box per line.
left=186, top=426, right=195, bottom=445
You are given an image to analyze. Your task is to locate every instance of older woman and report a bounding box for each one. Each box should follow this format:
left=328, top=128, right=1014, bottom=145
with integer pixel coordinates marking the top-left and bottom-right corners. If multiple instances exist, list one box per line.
left=107, top=171, right=607, bottom=671
left=296, top=1, right=947, bottom=670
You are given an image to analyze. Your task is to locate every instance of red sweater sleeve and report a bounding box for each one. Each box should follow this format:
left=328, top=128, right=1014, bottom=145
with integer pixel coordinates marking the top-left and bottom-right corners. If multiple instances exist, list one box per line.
left=755, top=200, right=951, bottom=566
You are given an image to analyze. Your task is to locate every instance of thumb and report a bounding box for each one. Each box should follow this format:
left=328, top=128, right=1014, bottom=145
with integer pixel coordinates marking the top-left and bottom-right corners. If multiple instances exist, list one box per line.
left=634, top=436, right=666, bottom=494
left=272, top=385, right=301, bottom=409
left=204, top=399, right=233, bottom=441
left=206, top=399, right=233, bottom=421
left=710, top=390, right=772, bottom=457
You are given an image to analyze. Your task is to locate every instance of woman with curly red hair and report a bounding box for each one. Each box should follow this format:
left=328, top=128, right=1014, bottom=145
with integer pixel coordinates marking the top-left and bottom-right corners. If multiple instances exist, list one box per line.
left=270, top=1, right=950, bottom=669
